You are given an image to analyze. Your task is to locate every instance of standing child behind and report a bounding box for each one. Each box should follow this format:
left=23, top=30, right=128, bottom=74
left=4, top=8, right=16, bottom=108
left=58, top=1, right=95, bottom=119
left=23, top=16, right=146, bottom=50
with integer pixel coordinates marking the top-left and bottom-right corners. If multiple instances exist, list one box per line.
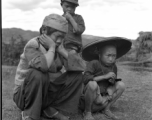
left=60, top=0, right=85, bottom=53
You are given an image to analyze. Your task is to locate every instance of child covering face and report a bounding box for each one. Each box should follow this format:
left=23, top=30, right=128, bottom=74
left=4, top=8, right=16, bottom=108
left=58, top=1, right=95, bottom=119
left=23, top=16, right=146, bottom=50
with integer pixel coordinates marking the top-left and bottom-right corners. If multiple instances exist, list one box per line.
left=13, top=14, right=86, bottom=120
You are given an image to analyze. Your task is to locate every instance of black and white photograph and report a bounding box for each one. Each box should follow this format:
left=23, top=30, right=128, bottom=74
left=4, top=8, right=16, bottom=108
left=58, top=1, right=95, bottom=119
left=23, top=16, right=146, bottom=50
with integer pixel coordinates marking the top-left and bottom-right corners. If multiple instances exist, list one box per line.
left=2, top=0, right=152, bottom=120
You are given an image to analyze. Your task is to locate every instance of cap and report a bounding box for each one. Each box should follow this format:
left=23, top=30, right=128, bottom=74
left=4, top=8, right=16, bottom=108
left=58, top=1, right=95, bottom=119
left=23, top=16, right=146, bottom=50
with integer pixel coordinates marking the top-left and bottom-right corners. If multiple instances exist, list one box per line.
left=61, top=0, right=79, bottom=6
left=42, top=14, right=68, bottom=33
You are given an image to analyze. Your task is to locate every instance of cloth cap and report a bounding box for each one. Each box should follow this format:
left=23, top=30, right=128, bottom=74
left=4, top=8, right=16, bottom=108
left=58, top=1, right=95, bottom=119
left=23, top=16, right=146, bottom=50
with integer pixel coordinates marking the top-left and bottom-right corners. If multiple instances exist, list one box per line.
left=82, top=37, right=132, bottom=61
left=42, top=14, right=68, bottom=33
left=61, top=0, right=79, bottom=6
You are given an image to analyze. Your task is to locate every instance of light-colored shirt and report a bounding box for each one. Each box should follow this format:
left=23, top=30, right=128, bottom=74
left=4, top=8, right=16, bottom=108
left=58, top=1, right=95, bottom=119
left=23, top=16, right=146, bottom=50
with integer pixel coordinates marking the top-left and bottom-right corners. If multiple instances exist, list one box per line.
left=14, top=37, right=86, bottom=94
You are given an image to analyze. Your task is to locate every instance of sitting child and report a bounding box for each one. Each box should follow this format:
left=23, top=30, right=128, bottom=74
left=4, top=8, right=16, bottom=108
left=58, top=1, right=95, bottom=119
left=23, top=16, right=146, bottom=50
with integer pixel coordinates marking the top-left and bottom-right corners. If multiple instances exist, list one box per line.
left=81, top=37, right=132, bottom=120
left=84, top=45, right=119, bottom=105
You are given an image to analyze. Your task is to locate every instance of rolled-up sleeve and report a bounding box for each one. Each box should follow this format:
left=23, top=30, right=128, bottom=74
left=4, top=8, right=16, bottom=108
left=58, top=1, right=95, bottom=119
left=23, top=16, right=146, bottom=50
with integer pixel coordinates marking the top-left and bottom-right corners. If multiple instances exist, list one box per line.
left=24, top=40, right=48, bottom=72
left=74, top=15, right=85, bottom=35
left=83, top=61, right=96, bottom=85
left=63, top=51, right=86, bottom=71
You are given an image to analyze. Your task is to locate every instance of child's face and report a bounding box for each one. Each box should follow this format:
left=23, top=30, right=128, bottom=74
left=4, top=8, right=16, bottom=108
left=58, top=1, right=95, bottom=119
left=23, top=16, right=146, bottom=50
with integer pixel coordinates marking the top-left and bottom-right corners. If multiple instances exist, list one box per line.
left=99, top=45, right=117, bottom=66
left=50, top=31, right=65, bottom=47
left=61, top=1, right=76, bottom=15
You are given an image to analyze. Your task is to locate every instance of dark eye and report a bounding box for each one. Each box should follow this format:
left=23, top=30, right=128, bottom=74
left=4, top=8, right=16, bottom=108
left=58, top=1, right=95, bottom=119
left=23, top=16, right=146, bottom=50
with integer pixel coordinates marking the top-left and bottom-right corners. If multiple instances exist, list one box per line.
left=113, top=55, right=116, bottom=57
left=65, top=5, right=69, bottom=8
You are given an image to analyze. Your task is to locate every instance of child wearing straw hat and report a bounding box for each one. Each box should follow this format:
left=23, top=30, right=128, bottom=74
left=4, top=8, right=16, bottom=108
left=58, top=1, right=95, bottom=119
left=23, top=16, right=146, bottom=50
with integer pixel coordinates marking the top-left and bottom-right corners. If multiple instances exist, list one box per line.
left=60, top=0, right=85, bottom=53
left=79, top=37, right=132, bottom=120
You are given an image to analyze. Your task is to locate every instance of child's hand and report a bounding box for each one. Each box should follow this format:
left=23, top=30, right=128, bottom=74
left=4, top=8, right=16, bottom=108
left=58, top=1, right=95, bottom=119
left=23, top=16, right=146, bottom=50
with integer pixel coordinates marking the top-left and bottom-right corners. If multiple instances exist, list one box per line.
left=64, top=12, right=72, bottom=20
left=39, top=34, right=56, bottom=49
left=56, top=41, right=65, bottom=53
left=105, top=72, right=116, bottom=80
left=56, top=41, right=68, bottom=59
left=70, top=49, right=77, bottom=54
left=109, top=78, right=115, bottom=84
left=50, top=31, right=63, bottom=43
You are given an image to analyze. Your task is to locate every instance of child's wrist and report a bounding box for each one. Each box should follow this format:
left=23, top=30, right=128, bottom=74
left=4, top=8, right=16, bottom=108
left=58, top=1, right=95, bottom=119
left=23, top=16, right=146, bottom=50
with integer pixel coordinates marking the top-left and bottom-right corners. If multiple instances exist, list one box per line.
left=68, top=15, right=74, bottom=21
left=103, top=74, right=108, bottom=79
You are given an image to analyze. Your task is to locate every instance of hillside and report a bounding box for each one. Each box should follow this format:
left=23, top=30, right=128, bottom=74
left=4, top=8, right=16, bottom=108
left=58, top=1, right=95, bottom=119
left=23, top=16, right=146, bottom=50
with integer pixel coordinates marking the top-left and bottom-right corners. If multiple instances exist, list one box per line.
left=2, top=28, right=133, bottom=47
left=2, top=28, right=152, bottom=67
left=2, top=28, right=103, bottom=46
left=2, top=28, right=39, bottom=44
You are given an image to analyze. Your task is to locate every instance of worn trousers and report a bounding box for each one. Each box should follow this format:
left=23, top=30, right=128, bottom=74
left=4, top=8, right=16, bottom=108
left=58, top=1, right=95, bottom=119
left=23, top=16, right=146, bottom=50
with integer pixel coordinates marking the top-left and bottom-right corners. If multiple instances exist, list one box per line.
left=13, top=69, right=57, bottom=120
left=13, top=69, right=83, bottom=119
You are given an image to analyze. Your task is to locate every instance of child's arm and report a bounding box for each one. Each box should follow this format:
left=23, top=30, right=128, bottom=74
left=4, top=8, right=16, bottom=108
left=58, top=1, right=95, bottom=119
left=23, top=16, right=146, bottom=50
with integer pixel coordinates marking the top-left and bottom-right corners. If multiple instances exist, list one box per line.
left=25, top=35, right=56, bottom=72
left=56, top=41, right=68, bottom=59
left=83, top=60, right=96, bottom=85
left=57, top=40, right=82, bottom=60
left=93, top=72, right=116, bottom=82
left=64, top=13, right=85, bottom=34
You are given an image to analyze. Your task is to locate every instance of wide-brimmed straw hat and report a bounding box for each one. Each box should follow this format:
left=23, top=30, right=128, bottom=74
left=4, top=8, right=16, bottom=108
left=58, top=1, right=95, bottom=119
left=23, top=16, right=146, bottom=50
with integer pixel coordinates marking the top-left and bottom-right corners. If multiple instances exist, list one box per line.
left=82, top=37, right=132, bottom=61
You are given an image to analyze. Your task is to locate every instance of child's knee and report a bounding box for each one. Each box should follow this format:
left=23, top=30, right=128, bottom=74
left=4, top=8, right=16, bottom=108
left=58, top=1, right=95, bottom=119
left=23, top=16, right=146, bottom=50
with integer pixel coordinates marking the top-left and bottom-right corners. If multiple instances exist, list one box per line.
left=116, top=81, right=125, bottom=92
left=87, top=81, right=98, bottom=91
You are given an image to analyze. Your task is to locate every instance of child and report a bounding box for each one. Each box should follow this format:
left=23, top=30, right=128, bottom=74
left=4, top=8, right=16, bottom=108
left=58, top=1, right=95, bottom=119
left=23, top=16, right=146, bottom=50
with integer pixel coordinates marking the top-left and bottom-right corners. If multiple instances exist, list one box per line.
left=81, top=37, right=132, bottom=120
left=13, top=14, right=85, bottom=120
left=60, top=0, right=85, bottom=53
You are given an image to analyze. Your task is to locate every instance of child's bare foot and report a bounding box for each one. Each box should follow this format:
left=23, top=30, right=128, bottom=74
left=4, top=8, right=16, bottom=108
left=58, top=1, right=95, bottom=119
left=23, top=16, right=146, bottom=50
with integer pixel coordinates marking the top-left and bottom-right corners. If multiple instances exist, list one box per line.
left=102, top=109, right=119, bottom=120
left=83, top=112, right=95, bottom=120
left=54, top=112, right=70, bottom=120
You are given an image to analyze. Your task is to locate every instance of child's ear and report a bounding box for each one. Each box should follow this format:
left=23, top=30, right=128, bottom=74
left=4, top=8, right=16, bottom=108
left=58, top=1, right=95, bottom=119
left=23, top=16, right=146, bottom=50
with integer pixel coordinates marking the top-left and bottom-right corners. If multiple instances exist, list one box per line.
left=94, top=47, right=99, bottom=55
left=41, top=28, right=47, bottom=34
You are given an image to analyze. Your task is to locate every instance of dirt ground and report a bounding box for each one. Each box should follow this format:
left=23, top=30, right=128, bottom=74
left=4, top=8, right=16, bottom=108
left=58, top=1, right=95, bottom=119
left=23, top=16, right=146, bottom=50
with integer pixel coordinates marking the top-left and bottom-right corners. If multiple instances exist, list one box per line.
left=2, top=64, right=152, bottom=120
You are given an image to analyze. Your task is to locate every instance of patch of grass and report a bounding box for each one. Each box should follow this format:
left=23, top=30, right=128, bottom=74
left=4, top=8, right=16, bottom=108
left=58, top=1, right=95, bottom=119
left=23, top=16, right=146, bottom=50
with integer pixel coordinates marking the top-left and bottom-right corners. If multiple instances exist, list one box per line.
left=2, top=65, right=152, bottom=120
left=118, top=61, right=152, bottom=72
left=2, top=66, right=21, bottom=120
left=130, top=67, right=152, bottom=72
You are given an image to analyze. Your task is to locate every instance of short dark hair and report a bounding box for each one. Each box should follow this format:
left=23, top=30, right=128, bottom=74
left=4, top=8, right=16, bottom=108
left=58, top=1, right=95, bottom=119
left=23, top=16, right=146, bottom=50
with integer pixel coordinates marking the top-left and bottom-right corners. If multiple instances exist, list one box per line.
left=98, top=44, right=117, bottom=55
left=39, top=25, right=57, bottom=35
